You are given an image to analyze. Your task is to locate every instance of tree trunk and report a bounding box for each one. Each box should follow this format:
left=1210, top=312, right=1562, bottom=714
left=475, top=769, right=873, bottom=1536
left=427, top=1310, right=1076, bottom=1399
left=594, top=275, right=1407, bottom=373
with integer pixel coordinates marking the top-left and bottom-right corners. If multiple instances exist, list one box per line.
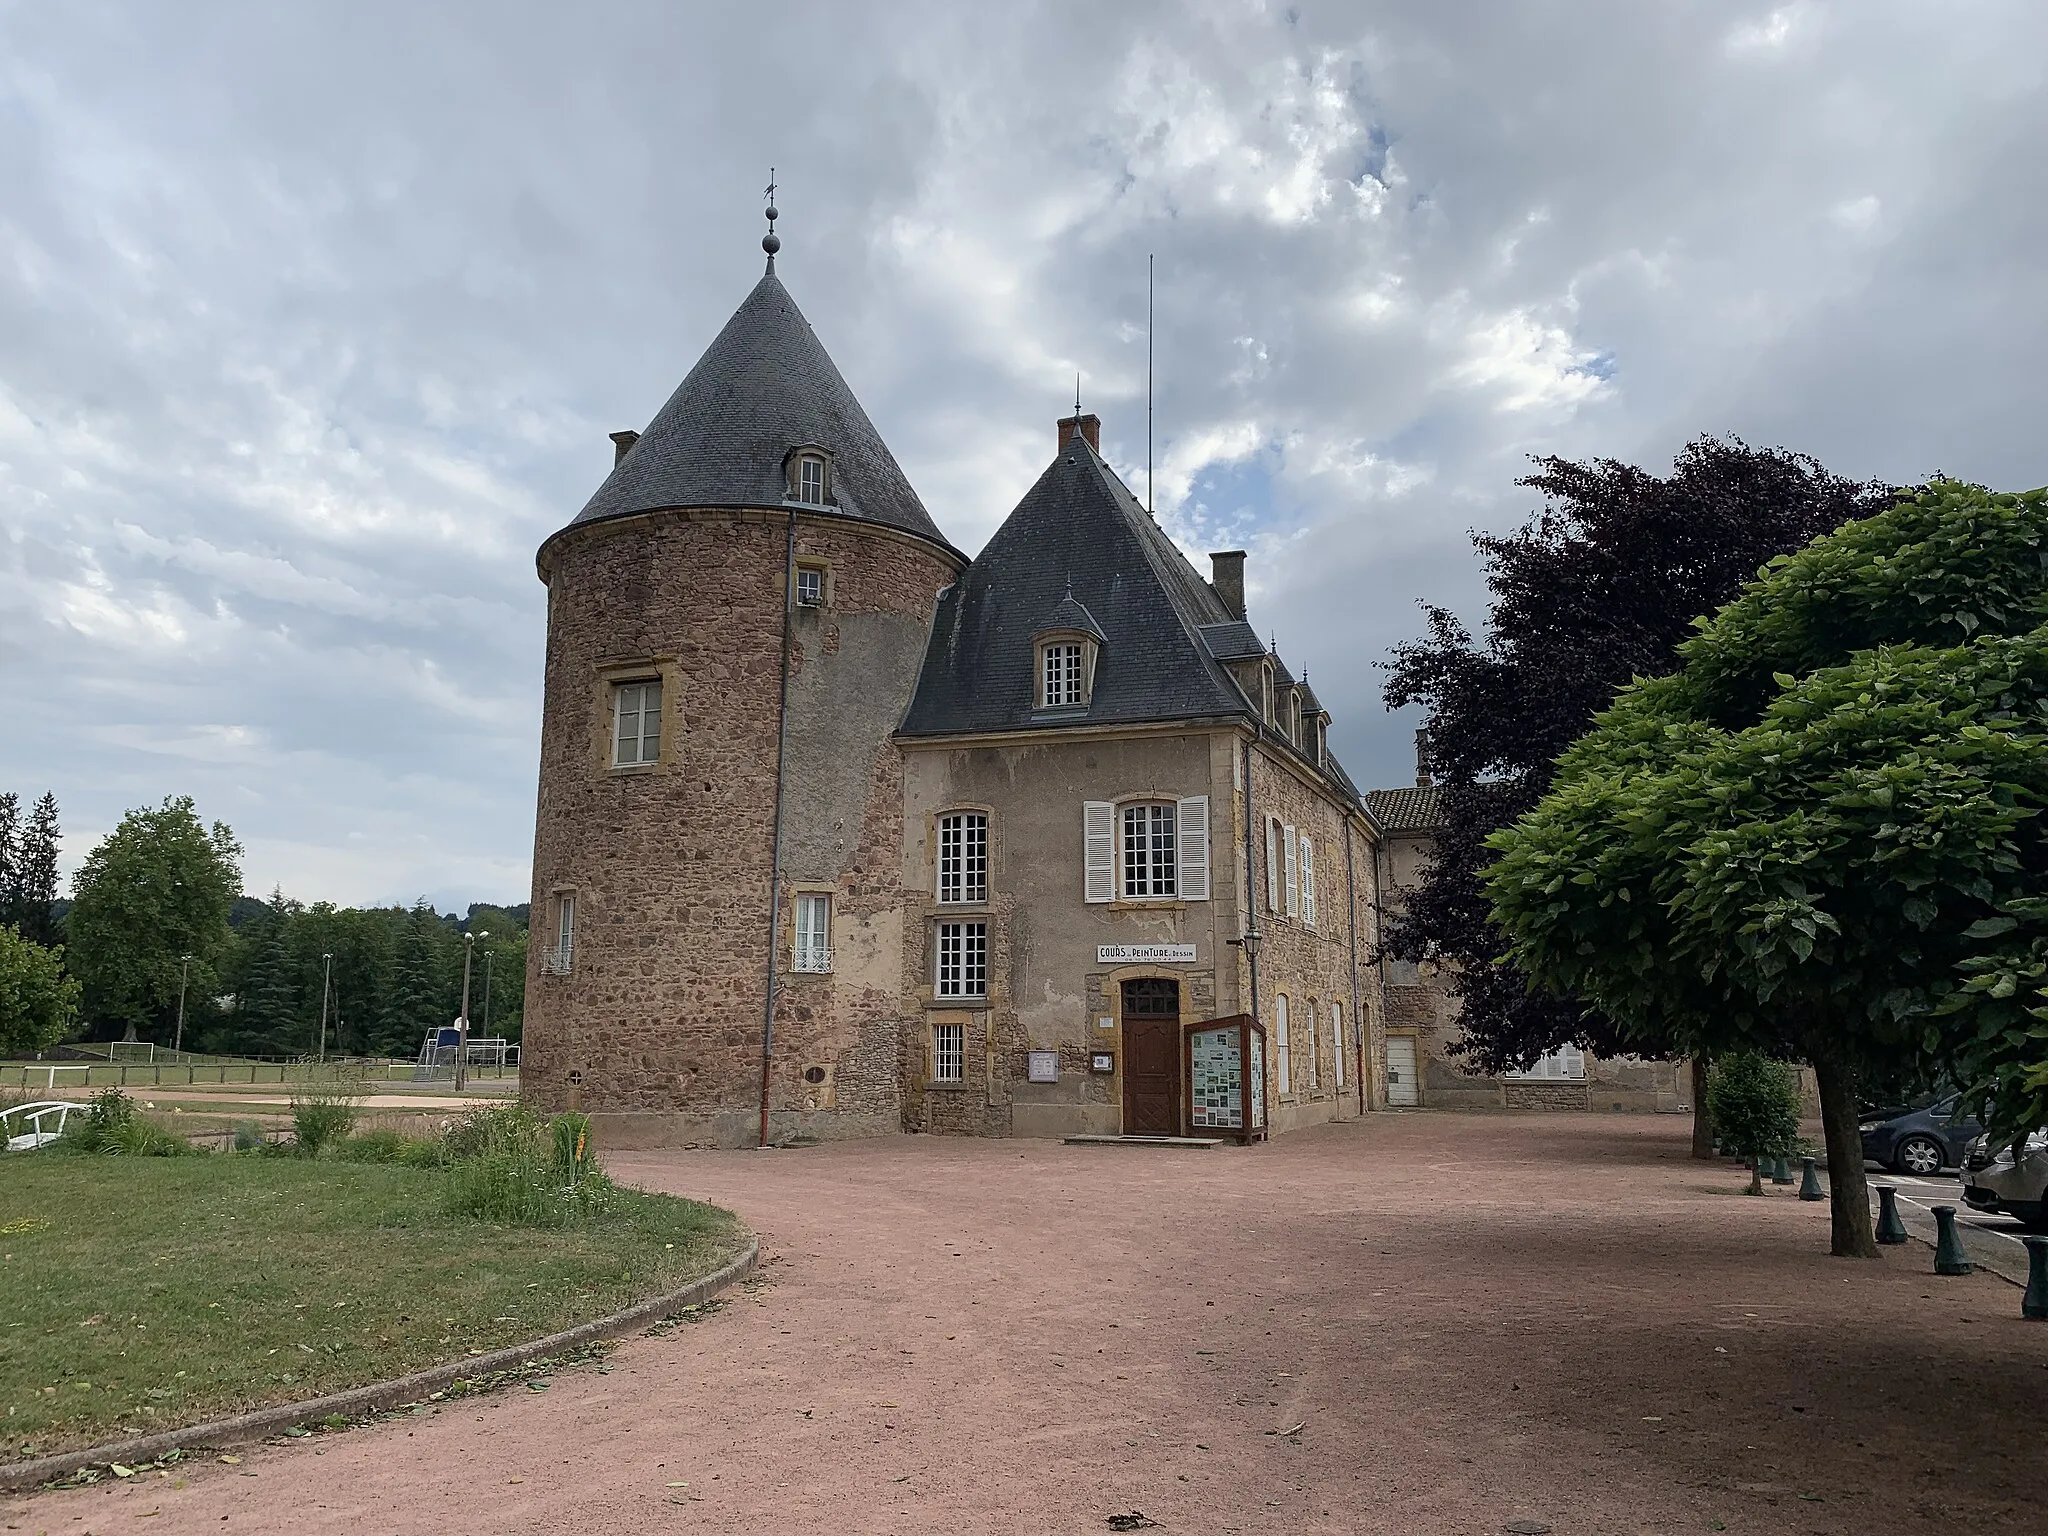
left=1690, top=1056, right=1714, bottom=1158
left=1813, top=1056, right=1877, bottom=1258
left=1746, top=1160, right=1762, bottom=1195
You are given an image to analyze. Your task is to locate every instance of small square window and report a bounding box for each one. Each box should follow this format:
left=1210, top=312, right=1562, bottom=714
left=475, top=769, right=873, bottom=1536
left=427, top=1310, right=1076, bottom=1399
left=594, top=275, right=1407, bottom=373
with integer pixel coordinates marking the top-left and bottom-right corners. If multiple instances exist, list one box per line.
left=932, top=1022, right=965, bottom=1083
left=612, top=679, right=661, bottom=767
left=936, top=921, right=987, bottom=998
left=795, top=566, right=824, bottom=607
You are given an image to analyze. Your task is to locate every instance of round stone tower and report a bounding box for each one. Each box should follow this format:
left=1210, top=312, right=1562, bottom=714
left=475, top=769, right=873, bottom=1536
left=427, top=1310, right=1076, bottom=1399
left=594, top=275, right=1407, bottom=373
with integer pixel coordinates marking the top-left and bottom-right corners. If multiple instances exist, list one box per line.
left=524, top=260, right=963, bottom=1147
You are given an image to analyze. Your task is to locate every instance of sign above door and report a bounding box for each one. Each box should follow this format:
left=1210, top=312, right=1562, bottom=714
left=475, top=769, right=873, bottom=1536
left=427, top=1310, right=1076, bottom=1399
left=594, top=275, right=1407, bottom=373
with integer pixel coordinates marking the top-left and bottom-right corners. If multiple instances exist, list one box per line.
left=1097, top=943, right=1197, bottom=964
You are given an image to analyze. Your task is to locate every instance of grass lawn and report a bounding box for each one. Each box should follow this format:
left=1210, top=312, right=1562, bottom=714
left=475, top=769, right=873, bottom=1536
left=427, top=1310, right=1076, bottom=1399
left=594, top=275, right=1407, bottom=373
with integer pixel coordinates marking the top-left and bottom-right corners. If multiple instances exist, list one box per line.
left=1, top=1156, right=743, bottom=1461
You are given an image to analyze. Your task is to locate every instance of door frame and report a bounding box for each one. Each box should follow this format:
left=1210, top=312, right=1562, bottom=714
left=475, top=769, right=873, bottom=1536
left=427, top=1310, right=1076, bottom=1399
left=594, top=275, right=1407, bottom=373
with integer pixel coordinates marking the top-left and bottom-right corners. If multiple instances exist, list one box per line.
left=1111, top=968, right=1191, bottom=1135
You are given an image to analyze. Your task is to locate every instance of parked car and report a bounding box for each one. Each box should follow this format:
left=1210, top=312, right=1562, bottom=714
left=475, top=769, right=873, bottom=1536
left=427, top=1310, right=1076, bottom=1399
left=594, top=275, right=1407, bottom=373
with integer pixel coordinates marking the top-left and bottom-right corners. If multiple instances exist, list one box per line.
left=1857, top=1095, right=1981, bottom=1175
left=1961, top=1130, right=2048, bottom=1231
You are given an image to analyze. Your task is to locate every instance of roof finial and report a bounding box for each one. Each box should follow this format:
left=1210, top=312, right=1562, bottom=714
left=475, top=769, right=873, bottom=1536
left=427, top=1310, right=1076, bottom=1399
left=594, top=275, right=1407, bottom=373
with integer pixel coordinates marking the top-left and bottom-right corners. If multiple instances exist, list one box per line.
left=1075, top=372, right=1082, bottom=418
left=762, top=168, right=781, bottom=273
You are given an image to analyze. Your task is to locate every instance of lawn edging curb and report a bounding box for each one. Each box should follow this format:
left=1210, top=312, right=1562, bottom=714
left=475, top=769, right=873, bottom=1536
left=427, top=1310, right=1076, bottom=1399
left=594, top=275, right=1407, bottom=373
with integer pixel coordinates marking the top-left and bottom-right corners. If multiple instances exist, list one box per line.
left=1, top=1234, right=759, bottom=1491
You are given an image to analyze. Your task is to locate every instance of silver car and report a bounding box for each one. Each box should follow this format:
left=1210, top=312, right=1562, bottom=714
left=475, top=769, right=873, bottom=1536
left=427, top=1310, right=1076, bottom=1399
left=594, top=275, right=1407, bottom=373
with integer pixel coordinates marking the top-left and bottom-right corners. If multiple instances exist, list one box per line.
left=1960, top=1129, right=2048, bottom=1231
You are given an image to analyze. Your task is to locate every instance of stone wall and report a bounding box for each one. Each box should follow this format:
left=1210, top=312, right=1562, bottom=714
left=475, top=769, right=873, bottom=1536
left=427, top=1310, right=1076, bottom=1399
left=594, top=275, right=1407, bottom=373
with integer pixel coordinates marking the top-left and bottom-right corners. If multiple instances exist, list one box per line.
left=525, top=506, right=960, bottom=1147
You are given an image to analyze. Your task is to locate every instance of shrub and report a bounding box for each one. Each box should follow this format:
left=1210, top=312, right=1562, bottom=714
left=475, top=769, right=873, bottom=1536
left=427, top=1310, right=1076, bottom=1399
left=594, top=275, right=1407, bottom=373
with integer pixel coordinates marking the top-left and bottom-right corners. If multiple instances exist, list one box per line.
left=232, top=1120, right=266, bottom=1152
left=59, top=1088, right=139, bottom=1153
left=289, top=1063, right=368, bottom=1157
left=104, top=1117, right=196, bottom=1157
left=1707, top=1052, right=1804, bottom=1194
left=337, top=1129, right=409, bottom=1163
left=441, top=1106, right=612, bottom=1228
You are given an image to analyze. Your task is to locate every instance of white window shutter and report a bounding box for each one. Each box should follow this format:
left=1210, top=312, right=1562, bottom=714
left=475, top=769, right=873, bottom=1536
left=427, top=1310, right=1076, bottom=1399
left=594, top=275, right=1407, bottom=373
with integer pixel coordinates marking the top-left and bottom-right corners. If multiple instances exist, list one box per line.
left=1265, top=818, right=1280, bottom=912
left=1083, top=801, right=1115, bottom=903
left=1284, top=825, right=1300, bottom=918
left=1175, top=796, right=1210, bottom=901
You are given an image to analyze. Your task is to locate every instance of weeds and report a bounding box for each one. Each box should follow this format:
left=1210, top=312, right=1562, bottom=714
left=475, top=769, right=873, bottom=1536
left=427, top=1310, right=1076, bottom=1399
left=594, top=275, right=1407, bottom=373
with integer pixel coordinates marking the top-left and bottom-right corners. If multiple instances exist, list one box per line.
left=289, top=1062, right=370, bottom=1156
left=441, top=1103, right=614, bottom=1229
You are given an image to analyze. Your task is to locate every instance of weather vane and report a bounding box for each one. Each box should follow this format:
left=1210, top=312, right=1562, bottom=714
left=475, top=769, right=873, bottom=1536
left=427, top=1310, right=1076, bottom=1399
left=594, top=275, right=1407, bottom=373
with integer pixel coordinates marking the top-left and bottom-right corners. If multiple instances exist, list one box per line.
left=762, top=168, right=780, bottom=272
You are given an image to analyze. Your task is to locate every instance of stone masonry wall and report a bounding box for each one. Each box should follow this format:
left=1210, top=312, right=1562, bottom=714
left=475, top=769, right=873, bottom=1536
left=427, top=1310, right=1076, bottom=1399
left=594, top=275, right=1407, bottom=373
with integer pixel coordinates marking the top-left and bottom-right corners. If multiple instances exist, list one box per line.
left=525, top=507, right=959, bottom=1146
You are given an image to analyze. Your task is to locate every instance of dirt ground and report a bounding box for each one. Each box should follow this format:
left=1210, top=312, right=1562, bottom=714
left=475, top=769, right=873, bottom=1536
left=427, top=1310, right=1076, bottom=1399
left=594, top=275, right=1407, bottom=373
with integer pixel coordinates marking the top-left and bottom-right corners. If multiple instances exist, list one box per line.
left=7, top=1113, right=2044, bottom=1535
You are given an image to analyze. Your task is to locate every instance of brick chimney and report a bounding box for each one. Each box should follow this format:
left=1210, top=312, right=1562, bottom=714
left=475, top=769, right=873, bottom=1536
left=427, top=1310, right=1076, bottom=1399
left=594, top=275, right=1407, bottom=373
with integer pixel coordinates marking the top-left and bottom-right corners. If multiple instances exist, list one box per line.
left=1209, top=550, right=1247, bottom=621
left=609, top=429, right=640, bottom=467
left=1057, top=413, right=1101, bottom=453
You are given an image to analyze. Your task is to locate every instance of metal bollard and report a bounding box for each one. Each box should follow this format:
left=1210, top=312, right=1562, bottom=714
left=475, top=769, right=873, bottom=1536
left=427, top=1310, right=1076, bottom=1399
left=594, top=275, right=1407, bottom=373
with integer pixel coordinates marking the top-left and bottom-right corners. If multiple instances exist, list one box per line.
left=1931, top=1205, right=1973, bottom=1276
left=2023, top=1237, right=2048, bottom=1321
left=1874, top=1186, right=1909, bottom=1245
left=1771, top=1155, right=1794, bottom=1186
left=1798, top=1156, right=1826, bottom=1202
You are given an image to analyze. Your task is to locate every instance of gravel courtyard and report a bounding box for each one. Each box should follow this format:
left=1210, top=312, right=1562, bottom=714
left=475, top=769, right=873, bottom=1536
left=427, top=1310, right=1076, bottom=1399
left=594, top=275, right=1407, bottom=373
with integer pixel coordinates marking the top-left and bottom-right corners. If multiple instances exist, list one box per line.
left=8, top=1113, right=2043, bottom=1534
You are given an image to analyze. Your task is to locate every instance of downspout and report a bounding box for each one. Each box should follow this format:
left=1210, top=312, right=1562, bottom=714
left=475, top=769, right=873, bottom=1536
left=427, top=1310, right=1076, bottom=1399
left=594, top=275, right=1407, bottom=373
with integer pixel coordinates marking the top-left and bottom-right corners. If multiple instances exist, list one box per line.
left=1242, top=737, right=1262, bottom=1027
left=1344, top=814, right=1365, bottom=1117
left=759, top=510, right=798, bottom=1149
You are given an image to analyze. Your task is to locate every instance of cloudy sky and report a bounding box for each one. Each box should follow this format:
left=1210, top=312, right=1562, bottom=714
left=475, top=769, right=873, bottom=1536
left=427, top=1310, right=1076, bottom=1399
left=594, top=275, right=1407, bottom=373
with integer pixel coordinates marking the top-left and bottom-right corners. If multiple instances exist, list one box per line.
left=2, top=1, right=2044, bottom=911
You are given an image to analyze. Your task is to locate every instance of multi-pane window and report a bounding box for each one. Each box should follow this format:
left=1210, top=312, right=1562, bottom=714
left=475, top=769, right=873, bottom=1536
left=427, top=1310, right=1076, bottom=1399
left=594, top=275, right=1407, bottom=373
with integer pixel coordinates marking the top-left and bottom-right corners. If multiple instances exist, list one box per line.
left=936, top=921, right=988, bottom=998
left=1274, top=993, right=1292, bottom=1094
left=1121, top=802, right=1177, bottom=899
left=932, top=1022, right=965, bottom=1083
left=795, top=566, right=823, bottom=607
left=794, top=893, right=831, bottom=972
left=937, top=812, right=989, bottom=904
left=1332, top=1002, right=1346, bottom=1089
left=1042, top=643, right=1084, bottom=707
left=547, top=893, right=576, bottom=974
left=612, top=680, right=662, bottom=767
left=797, top=454, right=825, bottom=503
left=1299, top=835, right=1317, bottom=927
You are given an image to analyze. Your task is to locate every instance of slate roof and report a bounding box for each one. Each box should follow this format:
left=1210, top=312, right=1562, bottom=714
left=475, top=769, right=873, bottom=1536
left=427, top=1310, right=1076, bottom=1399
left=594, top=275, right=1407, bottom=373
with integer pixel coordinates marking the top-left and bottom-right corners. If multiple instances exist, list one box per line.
left=901, top=433, right=1248, bottom=735
left=1363, top=786, right=1444, bottom=833
left=554, top=271, right=955, bottom=553
left=1198, top=621, right=1265, bottom=661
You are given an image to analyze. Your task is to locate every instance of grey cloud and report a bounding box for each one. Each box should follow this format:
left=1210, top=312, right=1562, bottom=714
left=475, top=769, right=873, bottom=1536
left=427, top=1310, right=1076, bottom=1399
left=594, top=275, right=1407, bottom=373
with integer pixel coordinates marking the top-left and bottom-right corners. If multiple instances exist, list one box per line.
left=1, top=0, right=2043, bottom=901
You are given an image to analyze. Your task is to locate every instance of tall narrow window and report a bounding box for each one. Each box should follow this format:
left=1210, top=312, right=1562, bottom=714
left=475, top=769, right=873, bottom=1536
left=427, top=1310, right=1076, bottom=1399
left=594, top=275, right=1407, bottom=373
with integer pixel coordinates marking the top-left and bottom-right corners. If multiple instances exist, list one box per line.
left=1283, top=824, right=1300, bottom=918
left=937, top=812, right=989, bottom=904
left=1275, top=993, right=1292, bottom=1094
left=612, top=680, right=662, bottom=767
left=1121, top=803, right=1177, bottom=899
left=1299, top=835, right=1317, bottom=928
left=1306, top=999, right=1320, bottom=1089
left=548, top=893, right=576, bottom=974
left=1041, top=643, right=1084, bottom=707
left=797, top=454, right=825, bottom=504
left=1332, top=1002, right=1346, bottom=1089
left=932, top=1021, right=965, bottom=1083
left=936, top=921, right=988, bottom=999
left=1262, top=666, right=1274, bottom=723
left=794, top=893, right=831, bottom=973
left=1265, top=817, right=1281, bottom=912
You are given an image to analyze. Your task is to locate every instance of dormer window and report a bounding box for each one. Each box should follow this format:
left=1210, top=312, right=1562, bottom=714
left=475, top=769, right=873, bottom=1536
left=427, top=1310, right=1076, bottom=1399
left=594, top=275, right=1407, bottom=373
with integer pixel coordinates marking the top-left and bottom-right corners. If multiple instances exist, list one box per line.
left=1035, top=631, right=1100, bottom=711
left=786, top=447, right=833, bottom=506
left=1262, top=666, right=1274, bottom=724
left=1288, top=691, right=1303, bottom=746
left=1043, top=642, right=1084, bottom=707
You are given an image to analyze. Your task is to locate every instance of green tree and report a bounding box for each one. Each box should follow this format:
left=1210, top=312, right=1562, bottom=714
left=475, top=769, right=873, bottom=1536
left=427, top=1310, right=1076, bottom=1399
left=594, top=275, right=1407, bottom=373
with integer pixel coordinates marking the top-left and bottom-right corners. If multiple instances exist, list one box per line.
left=1706, top=1053, right=1803, bottom=1195
left=1485, top=482, right=2048, bottom=1258
left=378, top=899, right=447, bottom=1058
left=10, top=793, right=62, bottom=947
left=65, top=796, right=243, bottom=1041
left=228, top=893, right=303, bottom=1055
left=0, top=925, right=80, bottom=1054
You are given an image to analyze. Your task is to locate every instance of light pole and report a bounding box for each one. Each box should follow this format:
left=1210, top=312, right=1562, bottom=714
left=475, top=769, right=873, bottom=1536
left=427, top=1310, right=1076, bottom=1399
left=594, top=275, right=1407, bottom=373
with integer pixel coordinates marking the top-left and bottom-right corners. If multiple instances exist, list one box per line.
left=455, top=930, right=487, bottom=1092
left=173, top=953, right=193, bottom=1056
left=317, top=953, right=333, bottom=1064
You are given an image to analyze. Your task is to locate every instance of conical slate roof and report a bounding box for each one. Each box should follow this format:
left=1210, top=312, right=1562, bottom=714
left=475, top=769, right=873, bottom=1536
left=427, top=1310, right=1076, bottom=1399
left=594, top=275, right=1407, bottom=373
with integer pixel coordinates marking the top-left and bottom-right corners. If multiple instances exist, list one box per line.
left=900, top=432, right=1252, bottom=735
left=560, top=272, right=953, bottom=551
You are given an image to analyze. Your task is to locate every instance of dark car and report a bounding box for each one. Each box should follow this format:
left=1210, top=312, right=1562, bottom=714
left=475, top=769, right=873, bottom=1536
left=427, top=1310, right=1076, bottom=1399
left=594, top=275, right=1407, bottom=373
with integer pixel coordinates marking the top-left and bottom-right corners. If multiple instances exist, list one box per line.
left=1859, top=1095, right=1981, bottom=1175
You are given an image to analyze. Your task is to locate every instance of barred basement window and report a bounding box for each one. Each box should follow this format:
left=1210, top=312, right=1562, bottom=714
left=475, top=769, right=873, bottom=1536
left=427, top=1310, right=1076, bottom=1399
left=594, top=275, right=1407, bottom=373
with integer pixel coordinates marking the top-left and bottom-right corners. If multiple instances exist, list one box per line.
left=937, top=812, right=988, bottom=904
left=612, top=679, right=662, bottom=767
left=1121, top=802, right=1177, bottom=899
left=935, top=921, right=987, bottom=998
left=794, top=893, right=831, bottom=973
left=1041, top=642, right=1084, bottom=707
left=932, top=1021, right=965, bottom=1083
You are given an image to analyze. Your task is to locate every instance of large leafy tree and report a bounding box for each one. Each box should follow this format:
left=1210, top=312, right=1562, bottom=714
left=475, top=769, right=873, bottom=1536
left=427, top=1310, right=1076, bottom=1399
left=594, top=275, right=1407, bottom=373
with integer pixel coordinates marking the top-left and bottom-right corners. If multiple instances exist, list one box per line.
left=0, top=925, right=79, bottom=1054
left=65, top=796, right=242, bottom=1039
left=1383, top=438, right=1899, bottom=1136
left=1486, top=482, right=2048, bottom=1258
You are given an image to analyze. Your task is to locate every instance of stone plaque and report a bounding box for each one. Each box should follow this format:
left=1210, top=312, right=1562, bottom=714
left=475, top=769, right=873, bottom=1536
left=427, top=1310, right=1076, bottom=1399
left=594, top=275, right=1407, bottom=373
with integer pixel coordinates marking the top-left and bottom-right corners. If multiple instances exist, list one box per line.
left=1026, top=1049, right=1058, bottom=1083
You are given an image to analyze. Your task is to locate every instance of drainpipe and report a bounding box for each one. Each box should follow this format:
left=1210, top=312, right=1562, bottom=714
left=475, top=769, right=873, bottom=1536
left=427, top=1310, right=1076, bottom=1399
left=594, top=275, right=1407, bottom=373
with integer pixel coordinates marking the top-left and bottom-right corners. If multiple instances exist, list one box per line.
left=1344, top=814, right=1365, bottom=1117
left=759, top=511, right=798, bottom=1149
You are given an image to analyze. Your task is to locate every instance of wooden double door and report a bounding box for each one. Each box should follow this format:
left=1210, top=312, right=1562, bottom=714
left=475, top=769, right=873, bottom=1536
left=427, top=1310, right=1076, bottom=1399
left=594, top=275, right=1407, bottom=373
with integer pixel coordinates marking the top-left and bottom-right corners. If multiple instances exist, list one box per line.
left=1121, top=978, right=1182, bottom=1136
